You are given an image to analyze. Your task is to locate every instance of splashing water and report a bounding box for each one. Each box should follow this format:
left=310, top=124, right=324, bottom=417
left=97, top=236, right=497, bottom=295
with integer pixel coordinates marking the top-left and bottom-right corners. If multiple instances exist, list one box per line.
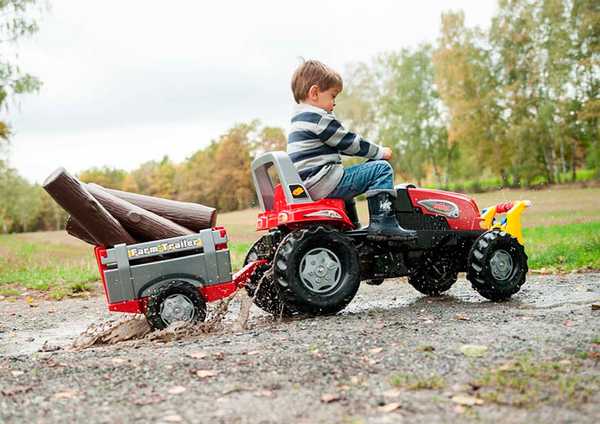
left=71, top=289, right=258, bottom=350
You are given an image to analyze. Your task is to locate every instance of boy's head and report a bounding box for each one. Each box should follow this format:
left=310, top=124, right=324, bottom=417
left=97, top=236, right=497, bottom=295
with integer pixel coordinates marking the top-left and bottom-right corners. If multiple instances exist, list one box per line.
left=291, top=60, right=343, bottom=113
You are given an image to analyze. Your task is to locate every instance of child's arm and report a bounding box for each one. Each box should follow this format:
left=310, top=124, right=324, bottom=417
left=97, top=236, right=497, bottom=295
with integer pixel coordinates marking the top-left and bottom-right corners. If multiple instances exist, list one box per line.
left=316, top=114, right=385, bottom=160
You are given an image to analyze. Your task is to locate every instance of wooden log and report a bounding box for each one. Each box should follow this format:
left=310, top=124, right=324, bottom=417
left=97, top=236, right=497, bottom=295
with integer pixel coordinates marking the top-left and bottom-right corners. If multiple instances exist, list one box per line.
left=65, top=216, right=98, bottom=245
left=43, top=168, right=136, bottom=247
left=93, top=184, right=217, bottom=230
left=86, top=184, right=195, bottom=242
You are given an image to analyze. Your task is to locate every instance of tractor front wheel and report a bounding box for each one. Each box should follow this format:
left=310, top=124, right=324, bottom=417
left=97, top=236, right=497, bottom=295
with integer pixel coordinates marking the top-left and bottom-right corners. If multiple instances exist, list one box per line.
left=273, top=226, right=360, bottom=315
left=467, top=230, right=528, bottom=301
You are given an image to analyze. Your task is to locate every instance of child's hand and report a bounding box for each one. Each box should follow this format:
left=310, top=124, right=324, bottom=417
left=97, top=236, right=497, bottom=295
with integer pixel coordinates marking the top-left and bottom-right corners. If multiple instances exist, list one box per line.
left=382, top=147, right=393, bottom=160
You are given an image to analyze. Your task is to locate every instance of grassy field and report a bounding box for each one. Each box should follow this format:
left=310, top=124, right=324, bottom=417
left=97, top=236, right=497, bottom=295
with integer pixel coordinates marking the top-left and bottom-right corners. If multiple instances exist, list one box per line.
left=0, top=232, right=97, bottom=298
left=1, top=185, right=599, bottom=298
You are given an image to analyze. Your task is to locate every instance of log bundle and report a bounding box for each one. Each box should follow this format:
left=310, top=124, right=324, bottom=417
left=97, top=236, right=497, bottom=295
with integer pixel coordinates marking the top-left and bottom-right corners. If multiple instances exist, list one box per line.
left=43, top=168, right=217, bottom=247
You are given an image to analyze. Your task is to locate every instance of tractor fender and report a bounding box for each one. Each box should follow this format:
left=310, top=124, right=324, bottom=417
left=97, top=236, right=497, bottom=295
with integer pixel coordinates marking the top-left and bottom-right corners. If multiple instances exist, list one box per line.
left=138, top=274, right=205, bottom=299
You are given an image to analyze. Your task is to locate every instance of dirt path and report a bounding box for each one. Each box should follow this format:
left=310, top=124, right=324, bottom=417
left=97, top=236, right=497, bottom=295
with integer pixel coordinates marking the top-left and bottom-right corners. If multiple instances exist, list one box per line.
left=1, top=274, right=599, bottom=423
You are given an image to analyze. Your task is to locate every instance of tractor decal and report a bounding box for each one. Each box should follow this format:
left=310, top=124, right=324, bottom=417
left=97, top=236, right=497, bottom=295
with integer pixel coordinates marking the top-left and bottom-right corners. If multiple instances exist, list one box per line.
left=127, top=238, right=202, bottom=258
left=290, top=184, right=308, bottom=198
left=417, top=199, right=460, bottom=218
left=380, top=199, right=392, bottom=212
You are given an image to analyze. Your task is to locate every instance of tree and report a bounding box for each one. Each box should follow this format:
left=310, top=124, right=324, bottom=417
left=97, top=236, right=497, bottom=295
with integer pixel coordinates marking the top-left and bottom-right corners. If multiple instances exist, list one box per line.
left=210, top=123, right=256, bottom=211
left=378, top=45, right=451, bottom=186
left=251, top=124, right=286, bottom=156
left=176, top=143, right=218, bottom=207
left=0, top=1, right=45, bottom=233
left=335, top=62, right=380, bottom=141
left=571, top=0, right=600, bottom=171
left=0, top=163, right=41, bottom=232
left=485, top=0, right=598, bottom=185
left=433, top=11, right=504, bottom=184
left=78, top=166, right=127, bottom=190
left=0, top=0, right=44, bottom=141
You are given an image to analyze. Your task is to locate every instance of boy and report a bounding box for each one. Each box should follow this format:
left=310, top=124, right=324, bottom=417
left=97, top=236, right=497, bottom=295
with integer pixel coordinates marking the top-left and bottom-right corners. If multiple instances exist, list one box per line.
left=288, top=60, right=416, bottom=240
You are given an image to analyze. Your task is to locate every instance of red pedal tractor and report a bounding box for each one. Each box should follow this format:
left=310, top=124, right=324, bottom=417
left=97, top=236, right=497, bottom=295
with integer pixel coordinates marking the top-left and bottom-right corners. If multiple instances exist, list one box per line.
left=244, top=151, right=530, bottom=316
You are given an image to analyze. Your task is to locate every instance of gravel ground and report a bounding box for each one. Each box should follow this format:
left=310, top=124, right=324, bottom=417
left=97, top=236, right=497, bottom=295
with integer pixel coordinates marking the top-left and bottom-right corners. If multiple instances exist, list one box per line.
left=1, top=273, right=599, bottom=423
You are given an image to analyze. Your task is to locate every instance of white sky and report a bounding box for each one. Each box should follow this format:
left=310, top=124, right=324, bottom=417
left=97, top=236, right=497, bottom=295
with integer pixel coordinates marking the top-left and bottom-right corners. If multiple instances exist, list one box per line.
left=4, top=0, right=497, bottom=183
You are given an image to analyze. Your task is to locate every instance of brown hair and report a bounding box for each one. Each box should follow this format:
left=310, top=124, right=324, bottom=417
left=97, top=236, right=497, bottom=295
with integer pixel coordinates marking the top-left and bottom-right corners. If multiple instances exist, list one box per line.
left=291, top=60, right=343, bottom=103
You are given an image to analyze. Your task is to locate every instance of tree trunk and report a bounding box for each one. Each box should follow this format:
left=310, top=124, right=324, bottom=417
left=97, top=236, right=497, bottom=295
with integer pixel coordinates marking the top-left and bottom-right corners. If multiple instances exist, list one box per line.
left=571, top=139, right=577, bottom=182
left=551, top=147, right=560, bottom=184
left=559, top=140, right=567, bottom=174
left=43, top=167, right=136, bottom=247
left=96, top=185, right=217, bottom=231
left=500, top=169, right=509, bottom=188
left=86, top=184, right=195, bottom=242
left=541, top=146, right=555, bottom=185
left=65, top=216, right=98, bottom=245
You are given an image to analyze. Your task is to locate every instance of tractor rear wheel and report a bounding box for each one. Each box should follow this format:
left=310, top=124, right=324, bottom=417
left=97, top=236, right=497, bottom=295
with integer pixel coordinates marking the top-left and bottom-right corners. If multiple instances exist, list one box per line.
left=408, top=253, right=458, bottom=296
left=467, top=230, right=528, bottom=301
left=273, top=226, right=360, bottom=315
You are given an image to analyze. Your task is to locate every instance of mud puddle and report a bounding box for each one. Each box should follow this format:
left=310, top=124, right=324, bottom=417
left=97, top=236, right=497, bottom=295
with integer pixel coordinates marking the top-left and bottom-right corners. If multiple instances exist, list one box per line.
left=3, top=275, right=598, bottom=357
left=1, top=321, right=91, bottom=355
left=70, top=290, right=274, bottom=351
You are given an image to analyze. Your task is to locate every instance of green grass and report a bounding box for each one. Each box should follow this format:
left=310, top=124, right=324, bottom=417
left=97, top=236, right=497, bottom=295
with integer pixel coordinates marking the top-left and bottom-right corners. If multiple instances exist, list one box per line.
left=229, top=241, right=252, bottom=271
left=390, top=372, right=446, bottom=390
left=0, top=234, right=97, bottom=298
left=524, top=222, right=600, bottom=271
left=473, top=355, right=599, bottom=407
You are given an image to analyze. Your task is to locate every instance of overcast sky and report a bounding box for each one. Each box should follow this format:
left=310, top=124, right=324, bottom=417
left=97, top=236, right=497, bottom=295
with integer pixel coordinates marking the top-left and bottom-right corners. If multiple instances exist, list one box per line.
left=4, top=0, right=497, bottom=183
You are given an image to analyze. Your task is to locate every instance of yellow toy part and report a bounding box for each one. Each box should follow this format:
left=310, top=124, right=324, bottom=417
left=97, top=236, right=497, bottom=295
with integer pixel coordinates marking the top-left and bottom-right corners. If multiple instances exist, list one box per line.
left=480, top=200, right=531, bottom=245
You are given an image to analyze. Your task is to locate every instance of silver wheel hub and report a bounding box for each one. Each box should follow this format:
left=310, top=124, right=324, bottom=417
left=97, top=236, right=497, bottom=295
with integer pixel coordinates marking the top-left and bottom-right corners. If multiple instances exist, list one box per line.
left=490, top=250, right=513, bottom=281
left=299, top=247, right=342, bottom=294
left=160, top=293, right=195, bottom=325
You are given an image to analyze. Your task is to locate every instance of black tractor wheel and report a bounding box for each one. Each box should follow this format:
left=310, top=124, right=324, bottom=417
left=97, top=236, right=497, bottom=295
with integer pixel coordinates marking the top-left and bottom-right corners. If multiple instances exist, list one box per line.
left=408, top=253, right=458, bottom=296
left=145, top=280, right=207, bottom=330
left=273, top=226, right=360, bottom=315
left=467, top=230, right=528, bottom=301
left=244, top=236, right=294, bottom=317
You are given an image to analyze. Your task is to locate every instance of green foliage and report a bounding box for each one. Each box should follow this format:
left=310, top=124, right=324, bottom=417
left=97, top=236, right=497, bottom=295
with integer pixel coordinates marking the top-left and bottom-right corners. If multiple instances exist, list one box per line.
left=177, top=122, right=257, bottom=212
left=0, top=163, right=43, bottom=232
left=335, top=62, right=380, bottom=140
left=251, top=124, right=286, bottom=157
left=78, top=166, right=127, bottom=190
left=434, top=11, right=502, bottom=182
left=380, top=45, right=451, bottom=186
left=339, top=0, right=600, bottom=188
left=0, top=0, right=44, bottom=136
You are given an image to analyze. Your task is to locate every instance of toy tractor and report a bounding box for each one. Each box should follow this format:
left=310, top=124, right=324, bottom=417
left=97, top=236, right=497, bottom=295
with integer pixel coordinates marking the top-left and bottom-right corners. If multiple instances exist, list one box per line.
left=245, top=151, right=530, bottom=316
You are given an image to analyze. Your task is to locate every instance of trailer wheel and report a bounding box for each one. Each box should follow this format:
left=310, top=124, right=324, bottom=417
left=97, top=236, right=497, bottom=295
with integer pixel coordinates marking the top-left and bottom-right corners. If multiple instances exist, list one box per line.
left=467, top=230, right=528, bottom=301
left=408, top=253, right=458, bottom=296
left=145, top=280, right=207, bottom=330
left=274, top=226, right=360, bottom=315
left=244, top=236, right=294, bottom=317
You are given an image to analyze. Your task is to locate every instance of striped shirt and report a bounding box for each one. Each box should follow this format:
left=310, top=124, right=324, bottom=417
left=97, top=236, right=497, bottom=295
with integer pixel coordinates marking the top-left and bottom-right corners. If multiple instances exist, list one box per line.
left=287, top=103, right=385, bottom=199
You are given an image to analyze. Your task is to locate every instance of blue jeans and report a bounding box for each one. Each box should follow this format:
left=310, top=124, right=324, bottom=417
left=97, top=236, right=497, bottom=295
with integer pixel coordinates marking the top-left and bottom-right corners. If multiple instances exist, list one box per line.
left=326, top=160, right=394, bottom=200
